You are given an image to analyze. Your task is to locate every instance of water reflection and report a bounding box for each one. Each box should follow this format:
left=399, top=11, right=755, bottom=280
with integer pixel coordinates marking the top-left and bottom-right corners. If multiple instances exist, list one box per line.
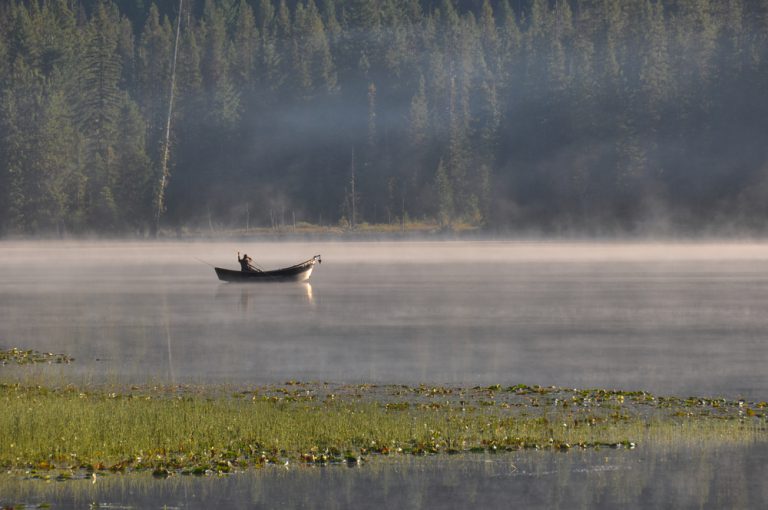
left=215, top=282, right=315, bottom=312
left=2, top=443, right=766, bottom=509
left=2, top=241, right=768, bottom=397
left=163, top=293, right=175, bottom=384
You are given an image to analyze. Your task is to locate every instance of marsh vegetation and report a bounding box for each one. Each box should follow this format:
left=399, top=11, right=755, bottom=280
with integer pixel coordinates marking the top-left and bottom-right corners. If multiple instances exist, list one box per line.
left=0, top=381, right=765, bottom=480
left=0, top=348, right=73, bottom=366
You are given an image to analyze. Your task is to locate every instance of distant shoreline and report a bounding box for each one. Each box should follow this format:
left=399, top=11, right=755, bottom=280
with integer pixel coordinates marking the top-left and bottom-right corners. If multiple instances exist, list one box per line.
left=5, top=233, right=768, bottom=246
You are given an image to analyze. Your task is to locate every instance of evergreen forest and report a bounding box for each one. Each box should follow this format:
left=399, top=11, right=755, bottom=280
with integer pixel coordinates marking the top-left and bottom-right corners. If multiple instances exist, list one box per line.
left=1, top=0, right=767, bottom=236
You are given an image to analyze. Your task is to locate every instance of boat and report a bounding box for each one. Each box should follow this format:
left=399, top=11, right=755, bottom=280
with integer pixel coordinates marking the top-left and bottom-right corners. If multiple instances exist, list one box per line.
left=214, top=255, right=321, bottom=283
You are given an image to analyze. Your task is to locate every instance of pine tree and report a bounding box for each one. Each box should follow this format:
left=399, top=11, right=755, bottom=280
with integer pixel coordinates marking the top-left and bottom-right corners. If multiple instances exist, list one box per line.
left=76, top=2, right=124, bottom=229
left=381, top=0, right=410, bottom=80
left=446, top=76, right=468, bottom=221
left=7, top=3, right=41, bottom=70
left=0, top=0, right=765, bottom=235
left=497, top=0, right=520, bottom=89
left=113, top=95, right=153, bottom=233
left=367, top=81, right=377, bottom=148
left=39, top=85, right=85, bottom=234
left=321, top=0, right=342, bottom=42
left=232, top=0, right=258, bottom=93
left=672, top=0, right=718, bottom=118
left=405, top=74, right=429, bottom=216
left=476, top=79, right=500, bottom=164
left=639, top=1, right=670, bottom=134
left=0, top=33, right=8, bottom=233
left=274, top=0, right=293, bottom=95
left=291, top=0, right=336, bottom=98
left=255, top=0, right=281, bottom=94
left=138, top=4, right=173, bottom=162
left=547, top=0, right=572, bottom=95
left=435, top=159, right=453, bottom=228
left=2, top=61, right=43, bottom=232
left=201, top=0, right=240, bottom=128
left=39, top=0, right=78, bottom=78
left=408, top=74, right=429, bottom=150
left=176, top=19, right=203, bottom=123
left=479, top=0, right=499, bottom=75
left=638, top=2, right=666, bottom=101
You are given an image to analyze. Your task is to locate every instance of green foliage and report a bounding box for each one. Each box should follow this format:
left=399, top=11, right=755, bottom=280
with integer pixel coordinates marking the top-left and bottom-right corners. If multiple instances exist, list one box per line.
left=113, top=95, right=153, bottom=233
left=0, top=382, right=763, bottom=475
left=38, top=87, right=85, bottom=233
left=137, top=4, right=172, bottom=160
left=0, top=347, right=73, bottom=365
left=0, top=0, right=766, bottom=235
left=201, top=0, right=241, bottom=128
left=232, top=0, right=258, bottom=92
left=435, top=159, right=453, bottom=227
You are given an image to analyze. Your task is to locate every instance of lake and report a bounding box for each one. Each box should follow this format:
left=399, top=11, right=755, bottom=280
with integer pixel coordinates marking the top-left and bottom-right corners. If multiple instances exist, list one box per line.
left=2, top=443, right=767, bottom=509
left=1, top=240, right=766, bottom=398
left=1, top=240, right=767, bottom=509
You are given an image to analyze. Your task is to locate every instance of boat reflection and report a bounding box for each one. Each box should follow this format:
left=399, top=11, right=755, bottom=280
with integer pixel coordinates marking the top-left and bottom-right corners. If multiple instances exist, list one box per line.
left=214, top=282, right=315, bottom=311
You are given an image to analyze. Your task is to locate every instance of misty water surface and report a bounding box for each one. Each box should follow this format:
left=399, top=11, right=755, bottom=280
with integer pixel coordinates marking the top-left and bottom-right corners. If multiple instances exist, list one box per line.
left=2, top=443, right=767, bottom=510
left=1, top=241, right=767, bottom=398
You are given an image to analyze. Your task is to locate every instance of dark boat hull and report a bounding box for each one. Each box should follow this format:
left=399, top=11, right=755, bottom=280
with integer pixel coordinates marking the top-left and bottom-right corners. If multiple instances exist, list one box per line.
left=214, top=256, right=320, bottom=283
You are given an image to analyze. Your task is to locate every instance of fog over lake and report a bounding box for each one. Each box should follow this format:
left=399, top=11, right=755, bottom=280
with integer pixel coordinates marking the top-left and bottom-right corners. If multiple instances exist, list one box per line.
left=1, top=240, right=766, bottom=399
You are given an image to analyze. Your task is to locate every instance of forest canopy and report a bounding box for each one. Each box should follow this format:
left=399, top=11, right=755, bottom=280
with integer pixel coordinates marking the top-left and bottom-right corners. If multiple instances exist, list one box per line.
left=0, top=0, right=767, bottom=236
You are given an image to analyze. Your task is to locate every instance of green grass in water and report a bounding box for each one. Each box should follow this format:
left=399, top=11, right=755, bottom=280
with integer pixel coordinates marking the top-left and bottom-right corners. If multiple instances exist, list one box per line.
left=0, top=348, right=73, bottom=366
left=0, top=383, right=765, bottom=479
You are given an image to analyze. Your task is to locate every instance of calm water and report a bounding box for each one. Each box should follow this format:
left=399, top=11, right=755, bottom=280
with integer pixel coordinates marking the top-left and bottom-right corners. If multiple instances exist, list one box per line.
left=1, top=240, right=766, bottom=398
left=2, top=443, right=767, bottom=509
left=2, top=240, right=767, bottom=508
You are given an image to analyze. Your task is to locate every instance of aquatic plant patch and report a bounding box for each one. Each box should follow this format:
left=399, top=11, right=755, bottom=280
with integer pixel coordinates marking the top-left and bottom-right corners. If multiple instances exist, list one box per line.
left=0, top=348, right=73, bottom=366
left=0, top=383, right=764, bottom=480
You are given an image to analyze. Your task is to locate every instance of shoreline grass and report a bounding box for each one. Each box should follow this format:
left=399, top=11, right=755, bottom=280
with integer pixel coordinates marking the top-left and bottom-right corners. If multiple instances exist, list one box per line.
left=1, top=382, right=765, bottom=480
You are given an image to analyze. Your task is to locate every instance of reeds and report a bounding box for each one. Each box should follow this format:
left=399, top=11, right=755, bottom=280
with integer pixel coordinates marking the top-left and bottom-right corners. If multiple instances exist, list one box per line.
left=1, top=383, right=764, bottom=477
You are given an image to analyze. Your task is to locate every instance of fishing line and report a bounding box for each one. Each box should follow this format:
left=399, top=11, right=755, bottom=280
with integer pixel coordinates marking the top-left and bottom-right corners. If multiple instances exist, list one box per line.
left=192, top=256, right=215, bottom=267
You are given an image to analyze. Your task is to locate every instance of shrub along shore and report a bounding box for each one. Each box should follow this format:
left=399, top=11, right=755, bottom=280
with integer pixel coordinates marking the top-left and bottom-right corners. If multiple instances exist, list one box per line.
left=1, top=380, right=765, bottom=480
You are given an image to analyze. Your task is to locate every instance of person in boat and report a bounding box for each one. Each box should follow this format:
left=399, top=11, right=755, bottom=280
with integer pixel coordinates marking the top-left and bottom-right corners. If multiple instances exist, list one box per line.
left=237, top=251, right=258, bottom=272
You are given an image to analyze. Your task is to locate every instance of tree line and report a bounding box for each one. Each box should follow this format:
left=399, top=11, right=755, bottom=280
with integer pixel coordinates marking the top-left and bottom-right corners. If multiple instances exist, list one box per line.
left=1, top=0, right=767, bottom=236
